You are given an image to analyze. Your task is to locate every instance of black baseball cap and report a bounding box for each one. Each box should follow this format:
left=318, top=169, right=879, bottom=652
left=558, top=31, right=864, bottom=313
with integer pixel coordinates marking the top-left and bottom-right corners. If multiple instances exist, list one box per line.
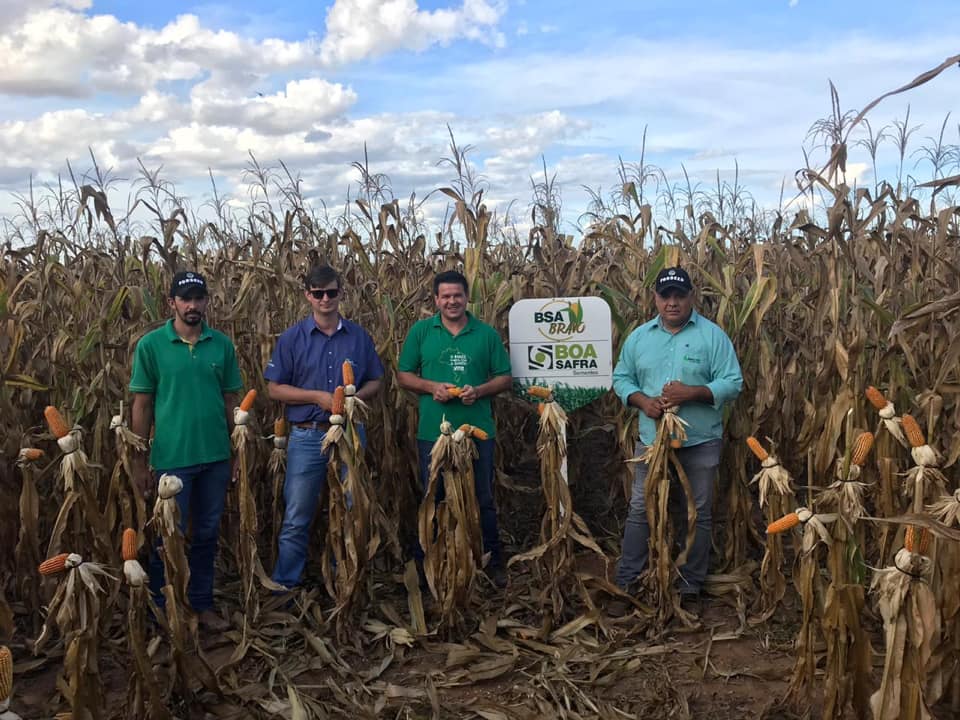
left=170, top=271, right=208, bottom=298
left=654, top=267, right=693, bottom=295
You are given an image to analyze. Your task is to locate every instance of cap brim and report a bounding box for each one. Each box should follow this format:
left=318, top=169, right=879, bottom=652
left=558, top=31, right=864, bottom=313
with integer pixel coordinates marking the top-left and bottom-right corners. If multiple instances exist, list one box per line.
left=655, top=282, right=692, bottom=295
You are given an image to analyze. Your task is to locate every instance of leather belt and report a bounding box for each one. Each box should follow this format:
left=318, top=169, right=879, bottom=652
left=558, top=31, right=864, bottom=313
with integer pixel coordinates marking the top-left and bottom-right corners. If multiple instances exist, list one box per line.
left=292, top=421, right=331, bottom=431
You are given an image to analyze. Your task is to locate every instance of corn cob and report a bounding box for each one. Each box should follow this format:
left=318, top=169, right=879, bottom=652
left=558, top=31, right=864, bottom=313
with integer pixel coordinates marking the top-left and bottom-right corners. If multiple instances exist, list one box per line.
left=471, top=427, right=489, bottom=441
left=527, top=386, right=552, bottom=400
left=0, top=645, right=12, bottom=703
left=446, top=386, right=463, bottom=397
left=274, top=417, right=288, bottom=437
left=903, top=525, right=931, bottom=555
left=850, top=431, right=874, bottom=466
left=746, top=436, right=769, bottom=462
left=342, top=361, right=354, bottom=387
left=239, top=389, right=257, bottom=412
left=865, top=386, right=888, bottom=411
left=39, top=553, right=73, bottom=576
left=457, top=423, right=472, bottom=435
left=767, top=512, right=801, bottom=535
left=122, top=528, right=137, bottom=562
left=44, top=405, right=70, bottom=439
left=901, top=414, right=925, bottom=448
left=670, top=438, right=682, bottom=449
left=331, top=386, right=345, bottom=416
left=18, top=447, right=44, bottom=462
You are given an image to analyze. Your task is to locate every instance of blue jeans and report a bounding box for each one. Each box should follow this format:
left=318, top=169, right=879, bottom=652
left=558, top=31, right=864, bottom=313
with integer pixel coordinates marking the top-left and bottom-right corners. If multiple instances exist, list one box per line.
left=615, top=439, right=722, bottom=595
left=149, top=460, right=230, bottom=612
left=272, top=424, right=364, bottom=588
left=416, top=437, right=502, bottom=566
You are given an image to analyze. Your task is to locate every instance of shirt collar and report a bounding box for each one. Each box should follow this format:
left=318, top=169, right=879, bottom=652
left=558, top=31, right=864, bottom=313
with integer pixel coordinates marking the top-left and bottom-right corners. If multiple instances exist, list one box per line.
left=303, top=315, right=345, bottom=335
left=165, top=319, right=212, bottom=343
left=431, top=310, right=476, bottom=332
left=651, top=309, right=699, bottom=332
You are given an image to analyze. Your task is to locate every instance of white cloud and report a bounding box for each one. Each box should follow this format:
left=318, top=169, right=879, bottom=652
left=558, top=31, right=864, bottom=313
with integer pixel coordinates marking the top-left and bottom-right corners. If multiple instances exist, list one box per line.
left=319, top=0, right=506, bottom=66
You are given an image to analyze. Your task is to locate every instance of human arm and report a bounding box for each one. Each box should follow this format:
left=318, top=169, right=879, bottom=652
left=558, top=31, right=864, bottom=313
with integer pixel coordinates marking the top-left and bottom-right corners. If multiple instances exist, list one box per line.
left=130, top=392, right=154, bottom=496
left=458, top=374, right=512, bottom=405
left=612, top=330, right=663, bottom=419
left=267, top=382, right=335, bottom=411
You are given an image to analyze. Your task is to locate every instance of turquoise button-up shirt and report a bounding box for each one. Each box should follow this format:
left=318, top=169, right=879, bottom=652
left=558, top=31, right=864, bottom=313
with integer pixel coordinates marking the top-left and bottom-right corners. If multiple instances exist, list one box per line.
left=613, top=310, right=742, bottom=447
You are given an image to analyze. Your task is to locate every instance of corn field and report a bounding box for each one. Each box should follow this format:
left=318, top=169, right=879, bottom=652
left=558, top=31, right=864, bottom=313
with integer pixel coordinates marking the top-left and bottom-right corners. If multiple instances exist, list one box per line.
left=2, top=67, right=960, bottom=717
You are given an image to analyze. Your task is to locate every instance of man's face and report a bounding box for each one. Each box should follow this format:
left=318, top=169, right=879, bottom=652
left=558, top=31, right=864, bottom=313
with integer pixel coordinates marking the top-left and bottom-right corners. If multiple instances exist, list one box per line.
left=305, top=281, right=341, bottom=314
left=654, top=288, right=694, bottom=329
left=435, top=282, right=467, bottom=322
left=169, top=291, right=208, bottom=326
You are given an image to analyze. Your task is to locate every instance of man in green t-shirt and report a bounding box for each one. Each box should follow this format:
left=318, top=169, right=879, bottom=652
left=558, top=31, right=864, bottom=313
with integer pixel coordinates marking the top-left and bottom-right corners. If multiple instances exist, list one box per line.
left=129, top=270, right=242, bottom=630
left=397, top=270, right=512, bottom=587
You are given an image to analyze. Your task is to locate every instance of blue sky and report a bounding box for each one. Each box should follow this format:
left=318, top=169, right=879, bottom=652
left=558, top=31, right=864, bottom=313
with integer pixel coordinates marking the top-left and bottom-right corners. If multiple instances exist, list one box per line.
left=0, top=0, right=958, bottom=234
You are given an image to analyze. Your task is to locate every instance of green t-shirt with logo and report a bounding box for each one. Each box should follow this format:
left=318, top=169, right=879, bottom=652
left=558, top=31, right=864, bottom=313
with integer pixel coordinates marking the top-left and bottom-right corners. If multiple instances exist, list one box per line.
left=129, top=320, right=243, bottom=469
left=398, top=312, right=512, bottom=441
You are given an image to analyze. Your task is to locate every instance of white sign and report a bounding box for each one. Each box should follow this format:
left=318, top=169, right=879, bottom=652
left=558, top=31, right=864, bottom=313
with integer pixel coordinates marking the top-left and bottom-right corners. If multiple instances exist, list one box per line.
left=508, top=297, right=613, bottom=412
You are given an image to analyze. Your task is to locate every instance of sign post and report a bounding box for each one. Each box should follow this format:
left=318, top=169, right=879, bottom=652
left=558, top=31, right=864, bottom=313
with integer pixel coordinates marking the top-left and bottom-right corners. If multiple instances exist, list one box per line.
left=508, top=297, right=613, bottom=412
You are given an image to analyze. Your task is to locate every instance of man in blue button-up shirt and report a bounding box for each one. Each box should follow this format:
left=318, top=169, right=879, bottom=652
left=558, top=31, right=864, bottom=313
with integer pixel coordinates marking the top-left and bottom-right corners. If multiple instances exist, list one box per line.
left=609, top=267, right=742, bottom=617
left=264, top=265, right=384, bottom=589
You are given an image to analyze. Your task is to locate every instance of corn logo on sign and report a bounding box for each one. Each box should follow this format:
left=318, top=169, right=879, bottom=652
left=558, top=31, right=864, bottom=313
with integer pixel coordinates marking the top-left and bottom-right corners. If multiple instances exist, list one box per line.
left=509, top=297, right=612, bottom=411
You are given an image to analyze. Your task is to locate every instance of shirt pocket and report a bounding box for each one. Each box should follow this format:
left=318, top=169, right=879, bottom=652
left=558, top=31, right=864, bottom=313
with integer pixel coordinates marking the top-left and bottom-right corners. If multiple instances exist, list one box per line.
left=679, top=351, right=710, bottom=385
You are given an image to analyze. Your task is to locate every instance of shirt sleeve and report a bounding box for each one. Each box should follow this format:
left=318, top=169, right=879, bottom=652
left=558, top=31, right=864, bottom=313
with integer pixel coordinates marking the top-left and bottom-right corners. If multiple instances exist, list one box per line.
left=612, top=331, right=643, bottom=407
left=488, top=327, right=512, bottom=377
left=222, top=341, right=243, bottom=393
left=397, top=323, right=422, bottom=374
left=705, top=329, right=743, bottom=410
left=264, top=331, right=293, bottom=384
left=128, top=337, right=157, bottom=393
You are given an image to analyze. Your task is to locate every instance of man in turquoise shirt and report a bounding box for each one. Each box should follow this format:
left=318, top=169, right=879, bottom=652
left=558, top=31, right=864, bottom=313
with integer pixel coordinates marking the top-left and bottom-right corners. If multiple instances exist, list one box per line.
left=608, top=267, right=742, bottom=617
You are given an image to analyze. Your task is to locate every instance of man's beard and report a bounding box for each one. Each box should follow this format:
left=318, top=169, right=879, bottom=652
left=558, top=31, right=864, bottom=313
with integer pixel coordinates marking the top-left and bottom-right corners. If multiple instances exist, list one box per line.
left=182, top=312, right=202, bottom=326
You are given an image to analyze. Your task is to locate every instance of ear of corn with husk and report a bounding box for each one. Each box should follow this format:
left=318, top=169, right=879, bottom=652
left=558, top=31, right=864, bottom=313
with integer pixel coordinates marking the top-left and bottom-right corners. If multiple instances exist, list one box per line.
left=320, top=384, right=381, bottom=639
left=900, top=415, right=948, bottom=514
left=0, top=645, right=12, bottom=708
left=44, top=406, right=91, bottom=493
left=417, top=418, right=483, bottom=632
left=866, top=386, right=909, bottom=448
left=508, top=389, right=607, bottom=627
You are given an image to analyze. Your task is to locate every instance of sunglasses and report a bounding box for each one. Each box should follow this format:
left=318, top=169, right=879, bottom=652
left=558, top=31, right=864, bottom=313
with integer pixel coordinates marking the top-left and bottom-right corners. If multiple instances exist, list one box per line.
left=308, top=288, right=340, bottom=300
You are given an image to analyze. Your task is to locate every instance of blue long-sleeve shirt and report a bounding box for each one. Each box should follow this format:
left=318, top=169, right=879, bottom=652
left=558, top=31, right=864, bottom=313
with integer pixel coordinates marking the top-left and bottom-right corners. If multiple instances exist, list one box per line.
left=613, top=310, right=742, bottom=447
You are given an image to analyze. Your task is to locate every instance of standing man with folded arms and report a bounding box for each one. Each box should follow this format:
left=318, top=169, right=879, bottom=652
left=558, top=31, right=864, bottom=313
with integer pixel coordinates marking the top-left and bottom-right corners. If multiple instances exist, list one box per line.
left=265, top=265, right=384, bottom=590
left=608, top=267, right=742, bottom=618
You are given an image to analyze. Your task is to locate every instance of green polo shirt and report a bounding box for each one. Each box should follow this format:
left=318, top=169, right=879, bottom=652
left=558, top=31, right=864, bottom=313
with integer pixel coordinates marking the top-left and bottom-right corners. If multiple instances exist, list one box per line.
left=129, top=320, right=243, bottom=469
left=398, top=312, right=512, bottom=441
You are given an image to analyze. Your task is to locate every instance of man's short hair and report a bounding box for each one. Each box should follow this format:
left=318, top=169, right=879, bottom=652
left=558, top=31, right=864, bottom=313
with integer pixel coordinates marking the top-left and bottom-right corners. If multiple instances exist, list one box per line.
left=433, top=270, right=468, bottom=295
left=304, top=265, right=340, bottom=290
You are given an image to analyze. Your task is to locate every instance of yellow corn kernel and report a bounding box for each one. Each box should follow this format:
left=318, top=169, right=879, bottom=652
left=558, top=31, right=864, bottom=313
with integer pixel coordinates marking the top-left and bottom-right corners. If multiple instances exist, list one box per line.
left=122, top=528, right=137, bottom=562
left=446, top=386, right=464, bottom=397
left=865, top=386, right=888, bottom=411
left=331, top=386, right=345, bottom=416
left=746, top=436, right=769, bottom=462
left=39, top=553, right=71, bottom=576
left=850, top=431, right=874, bottom=467
left=901, top=414, right=925, bottom=449
left=44, top=405, right=70, bottom=439
left=239, top=389, right=257, bottom=412
left=766, top=512, right=801, bottom=535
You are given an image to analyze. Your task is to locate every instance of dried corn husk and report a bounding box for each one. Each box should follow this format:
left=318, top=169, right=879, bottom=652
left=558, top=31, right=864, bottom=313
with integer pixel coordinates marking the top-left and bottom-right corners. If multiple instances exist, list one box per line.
left=865, top=387, right=909, bottom=448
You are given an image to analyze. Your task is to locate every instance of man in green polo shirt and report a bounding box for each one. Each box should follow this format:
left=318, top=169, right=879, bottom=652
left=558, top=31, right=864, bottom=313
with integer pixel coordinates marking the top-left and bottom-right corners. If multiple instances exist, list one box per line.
left=397, top=270, right=513, bottom=588
left=129, top=270, right=242, bottom=630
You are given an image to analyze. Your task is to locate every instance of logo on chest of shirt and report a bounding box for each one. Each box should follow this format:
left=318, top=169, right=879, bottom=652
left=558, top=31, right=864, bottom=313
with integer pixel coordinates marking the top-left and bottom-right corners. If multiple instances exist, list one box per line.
left=440, top=348, right=470, bottom=376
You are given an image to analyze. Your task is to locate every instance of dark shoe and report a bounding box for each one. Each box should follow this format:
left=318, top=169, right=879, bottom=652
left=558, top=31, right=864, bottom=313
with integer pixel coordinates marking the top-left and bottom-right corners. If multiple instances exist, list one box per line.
left=607, top=597, right=633, bottom=618
left=487, top=563, right=508, bottom=589
left=679, top=593, right=702, bottom=617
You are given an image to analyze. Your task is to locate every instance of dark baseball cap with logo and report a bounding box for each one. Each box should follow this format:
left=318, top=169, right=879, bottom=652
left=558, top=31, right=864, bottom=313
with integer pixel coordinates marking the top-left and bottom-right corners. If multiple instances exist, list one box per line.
left=169, top=271, right=208, bottom=298
left=654, top=267, right=693, bottom=295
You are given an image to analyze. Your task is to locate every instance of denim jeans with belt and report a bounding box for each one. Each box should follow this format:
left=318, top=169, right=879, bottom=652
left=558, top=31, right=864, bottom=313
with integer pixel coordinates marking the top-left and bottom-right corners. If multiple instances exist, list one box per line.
left=149, top=460, right=230, bottom=612
left=615, top=438, right=722, bottom=594
left=416, top=437, right=502, bottom=567
left=272, top=423, right=365, bottom=589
